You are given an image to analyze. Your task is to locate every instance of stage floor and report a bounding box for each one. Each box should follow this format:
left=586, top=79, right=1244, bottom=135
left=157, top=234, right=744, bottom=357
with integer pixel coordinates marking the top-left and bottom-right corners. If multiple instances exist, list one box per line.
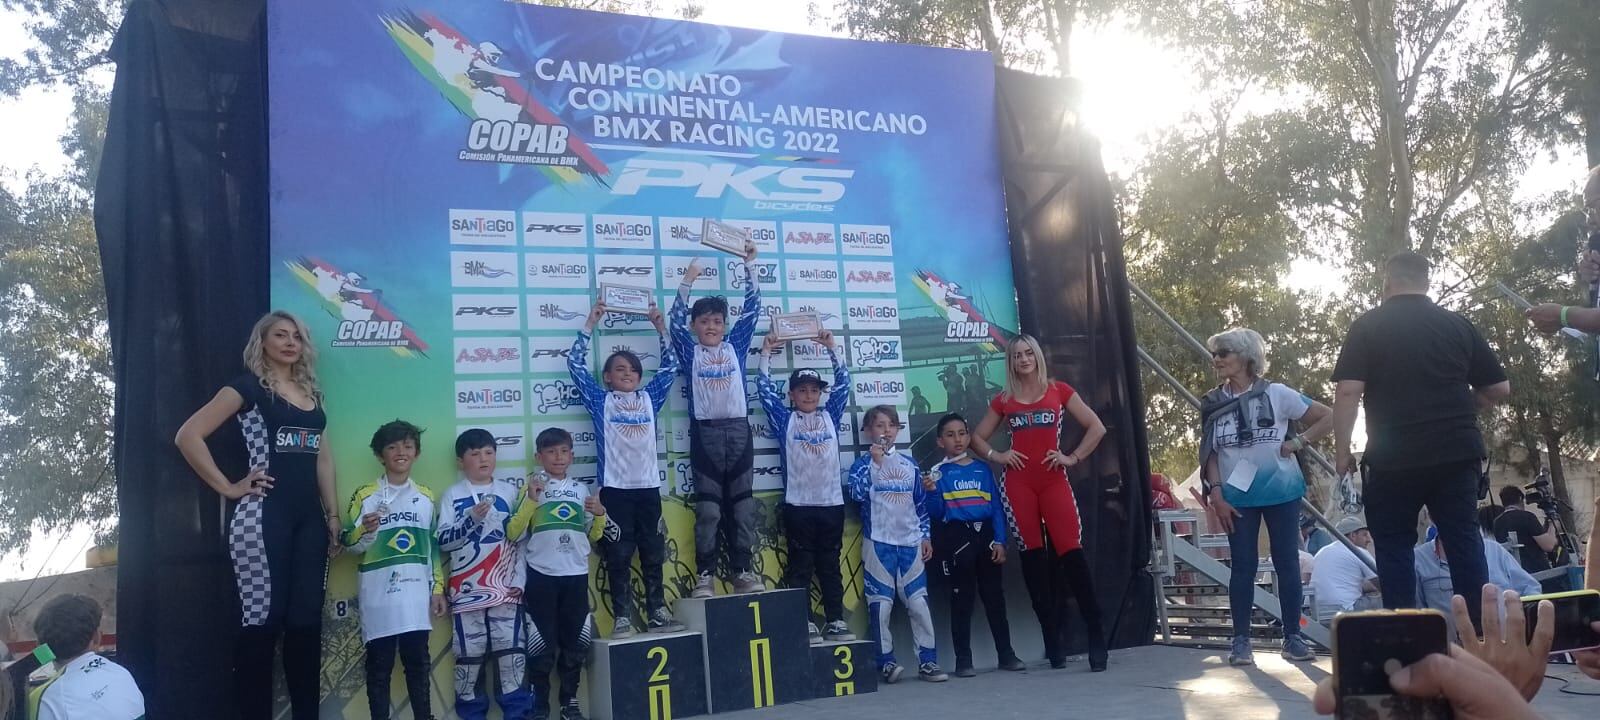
left=717, top=644, right=1599, bottom=719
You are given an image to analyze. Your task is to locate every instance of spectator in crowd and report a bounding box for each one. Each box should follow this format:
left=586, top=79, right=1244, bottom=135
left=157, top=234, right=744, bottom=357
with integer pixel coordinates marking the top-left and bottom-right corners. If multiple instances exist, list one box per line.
left=1301, top=515, right=1334, bottom=556
left=29, top=594, right=145, bottom=720
left=1331, top=250, right=1509, bottom=630
left=1492, top=485, right=1565, bottom=592
left=1310, top=516, right=1380, bottom=614
left=1197, top=327, right=1332, bottom=666
left=1576, top=495, right=1600, bottom=683
left=1415, top=509, right=1540, bottom=637
left=1526, top=164, right=1600, bottom=335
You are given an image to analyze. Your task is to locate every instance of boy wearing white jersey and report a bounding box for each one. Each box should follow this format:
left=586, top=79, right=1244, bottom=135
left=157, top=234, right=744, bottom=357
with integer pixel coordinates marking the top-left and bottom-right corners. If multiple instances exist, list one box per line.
left=437, top=428, right=534, bottom=720
left=671, top=245, right=767, bottom=598
left=514, top=427, right=617, bottom=720
left=569, top=300, right=683, bottom=639
left=757, top=329, right=855, bottom=644
left=28, top=594, right=144, bottom=720
left=343, top=420, right=447, bottom=720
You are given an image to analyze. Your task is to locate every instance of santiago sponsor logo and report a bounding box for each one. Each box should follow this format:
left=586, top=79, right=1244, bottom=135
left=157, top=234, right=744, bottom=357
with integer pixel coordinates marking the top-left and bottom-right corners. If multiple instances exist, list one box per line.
left=785, top=259, right=841, bottom=292
left=456, top=423, right=526, bottom=463
left=850, top=335, right=903, bottom=368
left=523, top=211, right=587, bottom=248
left=526, top=336, right=574, bottom=374
left=452, top=251, right=519, bottom=288
left=847, top=298, right=900, bottom=331
left=609, top=158, right=854, bottom=214
left=852, top=373, right=907, bottom=406
left=661, top=254, right=720, bottom=290
left=840, top=224, right=893, bottom=256
left=452, top=294, right=522, bottom=331
left=722, top=219, right=778, bottom=254
left=454, top=336, right=523, bottom=374
left=455, top=379, right=525, bottom=418
left=843, top=261, right=895, bottom=293
left=780, top=221, right=837, bottom=254
left=449, top=209, right=518, bottom=245
left=592, top=214, right=654, bottom=249
left=530, top=378, right=585, bottom=414
left=526, top=294, right=588, bottom=331
left=524, top=253, right=591, bottom=289
left=789, top=339, right=832, bottom=369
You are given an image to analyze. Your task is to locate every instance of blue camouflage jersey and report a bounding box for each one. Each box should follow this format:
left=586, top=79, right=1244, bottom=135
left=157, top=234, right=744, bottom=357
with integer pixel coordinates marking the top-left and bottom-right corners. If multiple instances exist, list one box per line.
left=568, top=330, right=677, bottom=489
left=758, top=347, right=849, bottom=506
left=670, top=262, right=760, bottom=420
left=847, top=452, right=929, bottom=547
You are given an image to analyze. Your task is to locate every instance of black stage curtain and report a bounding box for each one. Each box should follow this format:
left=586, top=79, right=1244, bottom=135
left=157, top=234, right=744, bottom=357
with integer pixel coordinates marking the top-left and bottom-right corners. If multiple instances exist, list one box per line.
left=994, top=69, right=1157, bottom=651
left=97, top=1, right=268, bottom=716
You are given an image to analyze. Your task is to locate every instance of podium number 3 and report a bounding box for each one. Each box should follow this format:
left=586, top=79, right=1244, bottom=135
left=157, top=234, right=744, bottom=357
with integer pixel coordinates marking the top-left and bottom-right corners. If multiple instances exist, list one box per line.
left=648, top=646, right=670, bottom=683
left=833, top=645, right=853, bottom=679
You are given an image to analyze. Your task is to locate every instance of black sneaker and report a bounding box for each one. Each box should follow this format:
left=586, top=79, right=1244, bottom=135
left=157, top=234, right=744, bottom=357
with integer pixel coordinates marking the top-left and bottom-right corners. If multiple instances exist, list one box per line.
left=999, top=656, right=1026, bottom=672
left=647, top=606, right=686, bottom=634
left=918, top=662, right=949, bottom=682
left=530, top=704, right=551, bottom=720
left=560, top=700, right=587, bottom=720
left=610, top=616, right=636, bottom=640
left=881, top=661, right=905, bottom=684
left=953, top=664, right=977, bottom=678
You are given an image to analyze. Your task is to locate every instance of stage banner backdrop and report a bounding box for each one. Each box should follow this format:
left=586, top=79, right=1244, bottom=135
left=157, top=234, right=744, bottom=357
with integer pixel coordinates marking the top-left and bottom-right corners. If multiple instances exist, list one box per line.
left=267, top=1, right=1017, bottom=714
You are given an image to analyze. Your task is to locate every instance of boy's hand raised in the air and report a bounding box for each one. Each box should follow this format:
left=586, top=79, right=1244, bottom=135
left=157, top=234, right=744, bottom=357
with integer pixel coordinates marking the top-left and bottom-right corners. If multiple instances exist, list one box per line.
left=584, top=495, right=606, bottom=517
left=584, top=302, right=608, bottom=332
left=743, top=238, right=758, bottom=263
left=649, top=303, right=666, bottom=334
left=816, top=328, right=835, bottom=348
left=684, top=259, right=705, bottom=285
left=762, top=333, right=783, bottom=356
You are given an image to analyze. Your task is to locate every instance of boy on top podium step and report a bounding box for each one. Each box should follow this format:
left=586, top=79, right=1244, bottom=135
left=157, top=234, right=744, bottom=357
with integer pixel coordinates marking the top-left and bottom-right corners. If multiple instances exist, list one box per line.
left=346, top=244, right=1036, bottom=720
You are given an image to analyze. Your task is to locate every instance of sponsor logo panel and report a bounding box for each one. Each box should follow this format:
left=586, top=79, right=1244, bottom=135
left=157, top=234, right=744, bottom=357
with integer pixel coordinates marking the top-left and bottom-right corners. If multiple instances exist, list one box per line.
left=495, top=466, right=528, bottom=490
left=526, top=336, right=574, bottom=374
left=524, top=252, right=592, bottom=289
left=453, top=336, right=523, bottom=374
left=450, top=209, right=518, bottom=246
left=780, top=221, right=837, bottom=255
left=787, top=296, right=846, bottom=331
left=784, top=258, right=842, bottom=293
left=594, top=254, right=659, bottom=288
left=854, top=410, right=910, bottom=446
left=750, top=412, right=779, bottom=451
left=455, top=379, right=526, bottom=418
left=789, top=339, right=833, bottom=369
left=568, top=462, right=599, bottom=486
left=592, top=214, right=655, bottom=249
left=851, top=373, right=907, bottom=407
left=659, top=216, right=705, bottom=252
left=722, top=219, right=779, bottom=255
left=522, top=211, right=588, bottom=248
left=547, top=419, right=600, bottom=458
left=526, top=294, right=589, bottom=331
left=849, top=335, right=904, bottom=368
left=452, top=294, right=522, bottom=331
left=847, top=298, right=900, bottom=331
left=455, top=423, right=527, bottom=463
left=661, top=254, right=721, bottom=290
left=839, top=224, right=893, bottom=256
left=751, top=453, right=784, bottom=492
left=596, top=334, right=663, bottom=373
left=451, top=251, right=520, bottom=288
left=843, top=261, right=896, bottom=294
left=528, top=377, right=588, bottom=416
left=727, top=258, right=781, bottom=291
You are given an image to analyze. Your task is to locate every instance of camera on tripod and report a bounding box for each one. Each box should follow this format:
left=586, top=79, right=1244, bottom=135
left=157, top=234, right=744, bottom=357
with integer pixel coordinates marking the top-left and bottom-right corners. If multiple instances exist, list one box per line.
left=1523, top=476, right=1559, bottom=516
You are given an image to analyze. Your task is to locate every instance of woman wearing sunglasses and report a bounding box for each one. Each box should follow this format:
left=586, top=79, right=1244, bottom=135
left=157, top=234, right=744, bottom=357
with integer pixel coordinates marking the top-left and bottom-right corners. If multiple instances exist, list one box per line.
left=1199, top=328, right=1332, bottom=667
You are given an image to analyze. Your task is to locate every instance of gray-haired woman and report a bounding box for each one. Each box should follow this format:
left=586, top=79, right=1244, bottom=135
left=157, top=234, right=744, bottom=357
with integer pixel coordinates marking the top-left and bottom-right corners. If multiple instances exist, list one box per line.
left=1198, top=328, right=1332, bottom=666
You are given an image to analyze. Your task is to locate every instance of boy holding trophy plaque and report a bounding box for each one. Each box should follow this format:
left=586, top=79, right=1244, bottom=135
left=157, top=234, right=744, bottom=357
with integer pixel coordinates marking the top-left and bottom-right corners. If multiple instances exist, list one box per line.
left=670, top=221, right=766, bottom=597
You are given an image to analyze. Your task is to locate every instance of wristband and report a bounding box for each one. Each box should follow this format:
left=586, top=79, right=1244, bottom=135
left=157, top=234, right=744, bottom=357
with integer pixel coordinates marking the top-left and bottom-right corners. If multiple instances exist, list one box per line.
left=1561, top=305, right=1571, bottom=328
left=986, top=448, right=996, bottom=460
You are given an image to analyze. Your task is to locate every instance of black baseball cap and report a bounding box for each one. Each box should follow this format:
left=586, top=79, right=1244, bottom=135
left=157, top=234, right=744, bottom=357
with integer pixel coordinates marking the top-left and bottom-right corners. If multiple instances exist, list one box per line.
left=788, top=368, right=829, bottom=390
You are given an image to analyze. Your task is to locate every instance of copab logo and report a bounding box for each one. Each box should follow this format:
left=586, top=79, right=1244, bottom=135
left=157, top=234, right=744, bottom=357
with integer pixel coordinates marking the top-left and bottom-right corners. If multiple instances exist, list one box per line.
left=947, top=321, right=993, bottom=341
left=531, top=379, right=584, bottom=413
left=852, top=337, right=901, bottom=364
left=336, top=320, right=408, bottom=344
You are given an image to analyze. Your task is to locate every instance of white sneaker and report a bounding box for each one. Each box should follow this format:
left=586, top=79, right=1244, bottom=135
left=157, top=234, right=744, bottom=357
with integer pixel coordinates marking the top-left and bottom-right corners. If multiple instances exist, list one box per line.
left=691, top=571, right=715, bottom=599
left=731, top=571, right=766, bottom=594
left=807, top=622, right=824, bottom=645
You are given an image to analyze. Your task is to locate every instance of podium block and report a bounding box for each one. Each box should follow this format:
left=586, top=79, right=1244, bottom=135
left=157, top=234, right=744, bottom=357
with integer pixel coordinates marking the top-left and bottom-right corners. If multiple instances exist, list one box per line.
left=676, top=588, right=813, bottom=713
left=589, top=631, right=709, bottom=720
left=809, top=640, right=878, bottom=699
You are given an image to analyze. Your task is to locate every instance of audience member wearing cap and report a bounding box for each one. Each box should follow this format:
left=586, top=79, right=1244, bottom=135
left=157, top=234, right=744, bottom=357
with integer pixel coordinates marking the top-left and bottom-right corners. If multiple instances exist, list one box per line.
left=1310, top=516, right=1380, bottom=614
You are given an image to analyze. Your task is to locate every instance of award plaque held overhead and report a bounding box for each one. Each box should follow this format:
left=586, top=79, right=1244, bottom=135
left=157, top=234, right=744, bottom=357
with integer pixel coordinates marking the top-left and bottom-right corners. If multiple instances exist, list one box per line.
left=599, top=283, right=654, bottom=315
left=700, top=218, right=751, bottom=256
left=770, top=312, right=822, bottom=342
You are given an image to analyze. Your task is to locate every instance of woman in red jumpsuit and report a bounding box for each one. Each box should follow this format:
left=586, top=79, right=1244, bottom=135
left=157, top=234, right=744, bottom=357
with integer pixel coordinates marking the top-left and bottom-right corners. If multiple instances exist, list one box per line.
left=969, top=334, right=1108, bottom=671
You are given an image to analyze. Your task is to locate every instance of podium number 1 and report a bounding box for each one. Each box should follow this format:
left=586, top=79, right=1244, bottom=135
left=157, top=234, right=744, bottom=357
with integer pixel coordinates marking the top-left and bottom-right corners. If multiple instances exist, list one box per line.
left=747, top=600, right=774, bottom=707
left=647, top=646, right=672, bottom=720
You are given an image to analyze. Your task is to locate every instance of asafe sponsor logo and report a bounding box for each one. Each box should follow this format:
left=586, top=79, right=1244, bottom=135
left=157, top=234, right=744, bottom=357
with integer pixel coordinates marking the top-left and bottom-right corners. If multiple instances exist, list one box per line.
left=610, top=159, right=854, bottom=213
left=786, top=259, right=841, bottom=292
left=592, top=214, right=654, bottom=249
left=530, top=379, right=585, bottom=414
left=452, top=294, right=521, bottom=331
left=852, top=373, right=907, bottom=405
left=847, top=298, right=900, bottom=331
left=851, top=335, right=903, bottom=368
left=843, top=261, right=895, bottom=293
left=454, top=337, right=523, bottom=374
left=455, top=379, right=525, bottom=418
left=450, top=209, right=518, bottom=245
left=452, top=251, right=519, bottom=288
left=840, top=224, right=893, bottom=256
left=781, top=222, right=836, bottom=253
left=525, top=253, right=591, bottom=289
left=523, top=211, right=587, bottom=248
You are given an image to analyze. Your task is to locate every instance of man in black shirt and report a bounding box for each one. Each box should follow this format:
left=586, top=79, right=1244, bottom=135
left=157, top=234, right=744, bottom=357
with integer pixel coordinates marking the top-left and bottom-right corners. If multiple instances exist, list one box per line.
left=1331, top=251, right=1511, bottom=629
left=1492, top=485, right=1567, bottom=592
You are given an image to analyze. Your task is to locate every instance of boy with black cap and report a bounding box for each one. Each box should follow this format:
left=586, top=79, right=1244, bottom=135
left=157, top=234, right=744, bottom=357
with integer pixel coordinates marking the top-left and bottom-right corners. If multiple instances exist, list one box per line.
left=758, top=328, right=855, bottom=643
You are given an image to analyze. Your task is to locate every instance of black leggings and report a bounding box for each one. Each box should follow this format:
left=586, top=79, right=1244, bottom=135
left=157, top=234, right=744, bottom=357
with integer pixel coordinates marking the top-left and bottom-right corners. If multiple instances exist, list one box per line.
left=781, top=504, right=846, bottom=623
left=232, top=502, right=327, bottom=720
left=1018, top=547, right=1104, bottom=662
left=526, top=570, right=594, bottom=705
left=937, top=521, right=1015, bottom=667
left=366, top=630, right=433, bottom=719
left=598, top=487, right=666, bottom=623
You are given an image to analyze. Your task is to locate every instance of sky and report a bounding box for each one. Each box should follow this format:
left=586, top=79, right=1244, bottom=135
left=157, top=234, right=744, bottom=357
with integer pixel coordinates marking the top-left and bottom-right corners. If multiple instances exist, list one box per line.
left=0, top=1, right=1588, bottom=580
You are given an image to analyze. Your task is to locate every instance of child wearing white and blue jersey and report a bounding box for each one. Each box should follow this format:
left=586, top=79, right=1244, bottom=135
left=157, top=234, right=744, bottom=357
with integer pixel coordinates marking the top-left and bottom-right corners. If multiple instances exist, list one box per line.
left=569, top=300, right=682, bottom=639
left=846, top=405, right=946, bottom=684
left=757, top=329, right=854, bottom=644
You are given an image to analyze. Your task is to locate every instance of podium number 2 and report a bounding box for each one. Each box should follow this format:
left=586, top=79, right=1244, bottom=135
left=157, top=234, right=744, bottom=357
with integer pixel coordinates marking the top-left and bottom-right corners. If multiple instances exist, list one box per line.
left=648, top=646, right=672, bottom=720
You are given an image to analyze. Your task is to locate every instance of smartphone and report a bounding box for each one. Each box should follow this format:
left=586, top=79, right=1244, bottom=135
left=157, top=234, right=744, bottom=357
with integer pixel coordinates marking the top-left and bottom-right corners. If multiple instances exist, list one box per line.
left=1523, top=589, right=1600, bottom=653
left=1332, top=610, right=1453, bottom=720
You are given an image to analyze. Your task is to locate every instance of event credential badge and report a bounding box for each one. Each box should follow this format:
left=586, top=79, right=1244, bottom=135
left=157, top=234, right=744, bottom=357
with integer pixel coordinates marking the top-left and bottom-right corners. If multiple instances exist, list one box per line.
left=700, top=219, right=750, bottom=256
left=599, top=283, right=654, bottom=315
left=770, top=312, right=822, bottom=341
